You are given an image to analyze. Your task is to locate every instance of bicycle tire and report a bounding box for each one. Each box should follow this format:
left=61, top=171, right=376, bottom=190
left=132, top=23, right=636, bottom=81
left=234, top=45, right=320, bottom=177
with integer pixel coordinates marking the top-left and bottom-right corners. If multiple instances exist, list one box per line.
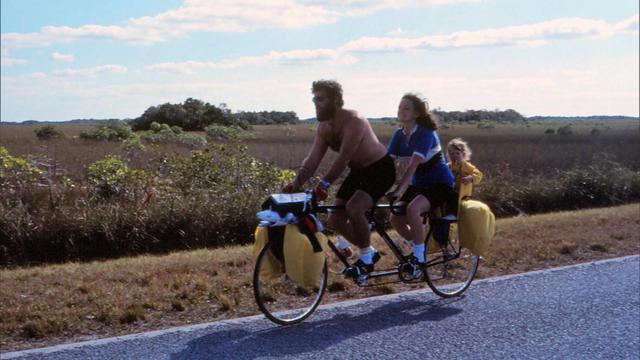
left=424, top=221, right=479, bottom=297
left=253, top=242, right=328, bottom=325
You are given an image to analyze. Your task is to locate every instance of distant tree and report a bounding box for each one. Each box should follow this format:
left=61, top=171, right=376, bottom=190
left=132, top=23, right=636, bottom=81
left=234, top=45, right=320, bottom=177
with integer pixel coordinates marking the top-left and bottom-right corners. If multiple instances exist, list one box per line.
left=434, top=109, right=525, bottom=124
left=130, top=98, right=249, bottom=131
left=34, top=125, right=64, bottom=140
left=235, top=111, right=299, bottom=125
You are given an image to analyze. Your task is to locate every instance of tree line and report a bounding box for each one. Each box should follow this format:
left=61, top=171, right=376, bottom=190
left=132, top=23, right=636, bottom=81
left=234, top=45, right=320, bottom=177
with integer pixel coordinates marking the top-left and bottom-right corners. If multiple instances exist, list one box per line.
left=129, top=98, right=300, bottom=131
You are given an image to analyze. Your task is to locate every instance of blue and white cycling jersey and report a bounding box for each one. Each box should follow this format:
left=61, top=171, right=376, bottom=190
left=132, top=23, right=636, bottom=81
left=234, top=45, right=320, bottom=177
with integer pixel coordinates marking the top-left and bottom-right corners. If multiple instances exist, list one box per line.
left=387, top=125, right=454, bottom=188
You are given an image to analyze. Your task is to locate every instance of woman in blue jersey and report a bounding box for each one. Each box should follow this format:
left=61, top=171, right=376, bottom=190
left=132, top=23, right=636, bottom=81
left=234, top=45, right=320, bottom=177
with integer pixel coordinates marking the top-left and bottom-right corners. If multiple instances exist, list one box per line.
left=386, top=93, right=455, bottom=266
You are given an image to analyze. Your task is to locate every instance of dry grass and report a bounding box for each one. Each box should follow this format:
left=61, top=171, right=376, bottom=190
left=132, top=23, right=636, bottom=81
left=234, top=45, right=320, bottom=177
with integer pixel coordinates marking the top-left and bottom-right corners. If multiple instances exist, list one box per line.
left=1, top=203, right=638, bottom=352
left=3, top=122, right=638, bottom=182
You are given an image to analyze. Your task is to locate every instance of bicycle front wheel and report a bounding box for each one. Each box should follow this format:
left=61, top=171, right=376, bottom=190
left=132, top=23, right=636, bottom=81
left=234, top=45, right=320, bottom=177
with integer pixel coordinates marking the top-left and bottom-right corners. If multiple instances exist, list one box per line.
left=424, top=222, right=479, bottom=297
left=253, top=243, right=327, bottom=325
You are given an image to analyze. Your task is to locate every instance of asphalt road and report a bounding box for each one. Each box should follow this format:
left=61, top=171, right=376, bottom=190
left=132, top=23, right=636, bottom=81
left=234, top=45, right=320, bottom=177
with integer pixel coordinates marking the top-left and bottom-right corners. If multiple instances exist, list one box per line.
left=4, top=255, right=639, bottom=360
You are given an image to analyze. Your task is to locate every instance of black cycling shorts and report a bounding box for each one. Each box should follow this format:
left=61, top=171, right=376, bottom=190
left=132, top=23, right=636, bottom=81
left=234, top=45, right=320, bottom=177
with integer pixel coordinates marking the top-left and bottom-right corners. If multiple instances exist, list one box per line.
left=399, top=184, right=453, bottom=209
left=336, top=154, right=396, bottom=203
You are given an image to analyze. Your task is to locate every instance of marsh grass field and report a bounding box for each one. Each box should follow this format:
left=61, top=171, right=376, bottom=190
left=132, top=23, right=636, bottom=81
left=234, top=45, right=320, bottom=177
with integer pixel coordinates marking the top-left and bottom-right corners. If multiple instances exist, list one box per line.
left=2, top=121, right=639, bottom=181
left=0, top=120, right=639, bottom=351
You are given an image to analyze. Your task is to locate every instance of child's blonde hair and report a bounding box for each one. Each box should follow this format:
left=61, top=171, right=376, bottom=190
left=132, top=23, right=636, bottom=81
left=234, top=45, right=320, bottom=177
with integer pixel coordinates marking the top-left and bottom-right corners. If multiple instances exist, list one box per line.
left=447, top=137, right=472, bottom=161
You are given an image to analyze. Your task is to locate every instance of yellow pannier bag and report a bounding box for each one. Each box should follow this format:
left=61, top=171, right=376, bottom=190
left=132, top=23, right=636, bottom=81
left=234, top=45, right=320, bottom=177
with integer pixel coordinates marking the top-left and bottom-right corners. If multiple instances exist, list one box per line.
left=283, top=224, right=328, bottom=289
left=253, top=223, right=328, bottom=288
left=457, top=199, right=495, bottom=257
left=253, top=225, right=284, bottom=281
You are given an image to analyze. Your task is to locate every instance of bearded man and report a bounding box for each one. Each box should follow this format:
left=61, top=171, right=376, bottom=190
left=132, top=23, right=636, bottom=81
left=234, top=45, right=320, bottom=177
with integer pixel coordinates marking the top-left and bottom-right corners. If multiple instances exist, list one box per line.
left=285, top=80, right=396, bottom=278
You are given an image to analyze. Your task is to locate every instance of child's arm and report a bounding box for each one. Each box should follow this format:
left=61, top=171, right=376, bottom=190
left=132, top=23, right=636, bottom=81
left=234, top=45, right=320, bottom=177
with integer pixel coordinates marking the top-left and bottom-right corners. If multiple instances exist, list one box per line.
left=461, top=161, right=482, bottom=185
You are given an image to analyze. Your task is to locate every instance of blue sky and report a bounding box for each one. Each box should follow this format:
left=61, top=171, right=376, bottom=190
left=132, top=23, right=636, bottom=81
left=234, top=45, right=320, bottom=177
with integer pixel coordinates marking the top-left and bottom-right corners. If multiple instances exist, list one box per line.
left=1, top=0, right=638, bottom=122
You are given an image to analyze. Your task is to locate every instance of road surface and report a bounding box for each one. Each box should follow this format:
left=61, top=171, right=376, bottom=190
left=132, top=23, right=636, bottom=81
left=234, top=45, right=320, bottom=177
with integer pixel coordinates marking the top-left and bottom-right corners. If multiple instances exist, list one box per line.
left=4, top=255, right=639, bottom=359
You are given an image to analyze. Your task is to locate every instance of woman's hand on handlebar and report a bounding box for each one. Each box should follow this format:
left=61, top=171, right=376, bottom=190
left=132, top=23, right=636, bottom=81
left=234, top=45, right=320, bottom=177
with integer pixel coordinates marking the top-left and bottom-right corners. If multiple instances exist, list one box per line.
left=386, top=185, right=405, bottom=203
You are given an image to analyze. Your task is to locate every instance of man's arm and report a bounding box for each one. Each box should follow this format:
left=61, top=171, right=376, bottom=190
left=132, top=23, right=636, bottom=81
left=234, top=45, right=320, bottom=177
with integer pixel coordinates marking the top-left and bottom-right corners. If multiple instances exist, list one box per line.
left=291, top=130, right=328, bottom=190
left=322, top=115, right=365, bottom=184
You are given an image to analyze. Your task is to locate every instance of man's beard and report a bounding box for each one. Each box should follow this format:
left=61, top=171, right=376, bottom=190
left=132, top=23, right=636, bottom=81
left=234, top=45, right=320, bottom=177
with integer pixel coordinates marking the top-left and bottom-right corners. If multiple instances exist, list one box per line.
left=316, top=106, right=337, bottom=122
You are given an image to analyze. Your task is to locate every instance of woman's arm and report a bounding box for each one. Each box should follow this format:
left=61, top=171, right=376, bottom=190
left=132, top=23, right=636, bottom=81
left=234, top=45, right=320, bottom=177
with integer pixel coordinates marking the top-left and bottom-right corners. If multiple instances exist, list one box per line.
left=389, top=154, right=422, bottom=198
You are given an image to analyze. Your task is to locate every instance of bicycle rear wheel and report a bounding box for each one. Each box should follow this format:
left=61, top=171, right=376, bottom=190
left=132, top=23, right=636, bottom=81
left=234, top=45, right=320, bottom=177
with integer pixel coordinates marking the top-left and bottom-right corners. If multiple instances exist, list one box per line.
left=424, top=221, right=479, bottom=297
left=253, top=243, right=327, bottom=325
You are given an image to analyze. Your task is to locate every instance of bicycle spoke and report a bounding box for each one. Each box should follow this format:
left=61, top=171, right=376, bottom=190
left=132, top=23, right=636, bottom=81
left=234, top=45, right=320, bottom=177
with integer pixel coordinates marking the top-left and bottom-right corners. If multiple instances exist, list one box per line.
left=254, top=245, right=327, bottom=325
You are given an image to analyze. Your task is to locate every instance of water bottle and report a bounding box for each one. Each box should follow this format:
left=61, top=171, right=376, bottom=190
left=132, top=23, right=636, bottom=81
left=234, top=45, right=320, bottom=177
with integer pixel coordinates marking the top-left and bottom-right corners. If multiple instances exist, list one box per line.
left=336, top=236, right=354, bottom=260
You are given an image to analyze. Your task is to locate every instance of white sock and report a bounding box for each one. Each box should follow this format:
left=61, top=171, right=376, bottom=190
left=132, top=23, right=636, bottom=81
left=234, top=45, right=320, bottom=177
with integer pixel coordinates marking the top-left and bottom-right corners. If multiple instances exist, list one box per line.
left=359, top=246, right=375, bottom=264
left=412, top=243, right=425, bottom=263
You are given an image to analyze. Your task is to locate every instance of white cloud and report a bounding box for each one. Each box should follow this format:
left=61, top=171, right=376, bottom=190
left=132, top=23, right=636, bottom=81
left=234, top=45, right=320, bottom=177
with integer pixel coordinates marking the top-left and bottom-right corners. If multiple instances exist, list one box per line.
left=1, top=57, right=27, bottom=66
left=3, top=55, right=638, bottom=122
left=51, top=52, right=75, bottom=62
left=53, top=64, right=128, bottom=77
left=341, top=15, right=639, bottom=52
left=0, top=0, right=478, bottom=49
left=150, top=49, right=358, bottom=73
left=149, top=14, right=639, bottom=73
left=387, top=27, right=407, bottom=36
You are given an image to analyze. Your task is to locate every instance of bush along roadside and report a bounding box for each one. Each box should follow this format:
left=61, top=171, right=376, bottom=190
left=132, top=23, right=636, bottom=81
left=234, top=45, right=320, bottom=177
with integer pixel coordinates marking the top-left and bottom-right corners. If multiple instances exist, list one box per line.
left=0, top=143, right=294, bottom=266
left=0, top=144, right=638, bottom=267
left=476, top=154, right=640, bottom=217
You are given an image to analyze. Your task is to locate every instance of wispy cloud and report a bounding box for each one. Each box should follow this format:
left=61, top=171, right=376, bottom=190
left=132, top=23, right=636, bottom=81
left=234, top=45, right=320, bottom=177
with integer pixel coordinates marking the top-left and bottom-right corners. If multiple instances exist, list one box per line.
left=0, top=0, right=478, bottom=49
left=51, top=52, right=75, bottom=63
left=150, top=49, right=358, bottom=73
left=149, top=14, right=639, bottom=73
left=341, top=15, right=640, bottom=52
left=0, top=57, right=27, bottom=67
left=52, top=64, right=127, bottom=77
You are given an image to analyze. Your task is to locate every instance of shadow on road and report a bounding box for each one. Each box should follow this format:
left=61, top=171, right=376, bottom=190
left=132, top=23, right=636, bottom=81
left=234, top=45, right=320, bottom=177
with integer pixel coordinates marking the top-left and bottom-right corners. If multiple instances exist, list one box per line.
left=170, top=297, right=464, bottom=359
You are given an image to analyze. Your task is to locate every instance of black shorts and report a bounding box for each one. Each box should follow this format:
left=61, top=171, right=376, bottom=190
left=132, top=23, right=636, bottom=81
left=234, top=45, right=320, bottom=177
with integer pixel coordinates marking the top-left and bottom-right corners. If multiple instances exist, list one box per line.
left=336, top=154, right=396, bottom=203
left=399, top=184, right=453, bottom=209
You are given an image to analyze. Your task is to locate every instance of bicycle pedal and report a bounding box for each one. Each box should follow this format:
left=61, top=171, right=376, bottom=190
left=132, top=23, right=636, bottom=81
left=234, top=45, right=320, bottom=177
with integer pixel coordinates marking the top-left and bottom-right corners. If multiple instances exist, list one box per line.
left=355, top=274, right=369, bottom=286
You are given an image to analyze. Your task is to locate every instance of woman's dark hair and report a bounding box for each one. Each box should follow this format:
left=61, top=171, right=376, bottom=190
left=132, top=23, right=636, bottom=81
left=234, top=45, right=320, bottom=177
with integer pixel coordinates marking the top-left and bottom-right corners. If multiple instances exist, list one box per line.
left=312, top=80, right=344, bottom=108
left=402, top=93, right=438, bottom=130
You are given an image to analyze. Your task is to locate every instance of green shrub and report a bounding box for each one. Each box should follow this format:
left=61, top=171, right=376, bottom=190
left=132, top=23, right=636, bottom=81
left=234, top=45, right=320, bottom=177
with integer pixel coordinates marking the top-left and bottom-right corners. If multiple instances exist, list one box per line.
left=557, top=125, right=573, bottom=136
left=545, top=128, right=555, bottom=134
left=0, top=146, right=43, bottom=207
left=0, top=146, right=42, bottom=185
left=139, top=122, right=204, bottom=147
left=34, top=125, right=64, bottom=140
left=122, top=136, right=145, bottom=151
left=79, top=120, right=133, bottom=141
left=204, top=124, right=252, bottom=140
left=477, top=120, right=495, bottom=129
left=86, top=156, right=151, bottom=200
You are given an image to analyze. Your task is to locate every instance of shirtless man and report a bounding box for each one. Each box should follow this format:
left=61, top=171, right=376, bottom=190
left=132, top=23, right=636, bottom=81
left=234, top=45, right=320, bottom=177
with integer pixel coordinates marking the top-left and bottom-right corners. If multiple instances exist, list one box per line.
left=285, top=80, right=396, bottom=277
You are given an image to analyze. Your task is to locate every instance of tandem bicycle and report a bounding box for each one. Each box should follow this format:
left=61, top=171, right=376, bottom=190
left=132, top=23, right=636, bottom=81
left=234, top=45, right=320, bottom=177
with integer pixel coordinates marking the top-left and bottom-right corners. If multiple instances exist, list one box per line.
left=253, top=191, right=479, bottom=325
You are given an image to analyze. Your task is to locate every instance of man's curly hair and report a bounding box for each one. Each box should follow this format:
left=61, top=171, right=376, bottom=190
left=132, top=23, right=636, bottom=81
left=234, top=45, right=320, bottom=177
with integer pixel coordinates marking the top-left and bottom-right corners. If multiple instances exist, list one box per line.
left=312, top=80, right=344, bottom=108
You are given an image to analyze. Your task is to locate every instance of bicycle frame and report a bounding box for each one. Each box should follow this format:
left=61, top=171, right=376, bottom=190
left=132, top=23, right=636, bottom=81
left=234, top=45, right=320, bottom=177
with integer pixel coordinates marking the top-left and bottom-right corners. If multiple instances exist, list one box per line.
left=315, top=203, right=458, bottom=284
left=253, top=197, right=479, bottom=325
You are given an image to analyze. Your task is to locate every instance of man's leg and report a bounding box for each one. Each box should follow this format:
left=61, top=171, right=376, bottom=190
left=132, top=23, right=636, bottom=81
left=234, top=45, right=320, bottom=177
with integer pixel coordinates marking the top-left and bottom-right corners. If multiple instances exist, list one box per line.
left=389, top=209, right=412, bottom=241
left=344, top=190, right=374, bottom=249
left=327, top=198, right=355, bottom=242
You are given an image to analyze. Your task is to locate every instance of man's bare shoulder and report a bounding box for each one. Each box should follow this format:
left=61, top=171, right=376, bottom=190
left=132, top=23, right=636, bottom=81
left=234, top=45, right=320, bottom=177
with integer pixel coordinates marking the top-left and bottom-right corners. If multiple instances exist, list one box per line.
left=339, top=109, right=368, bottom=127
left=315, top=121, right=331, bottom=138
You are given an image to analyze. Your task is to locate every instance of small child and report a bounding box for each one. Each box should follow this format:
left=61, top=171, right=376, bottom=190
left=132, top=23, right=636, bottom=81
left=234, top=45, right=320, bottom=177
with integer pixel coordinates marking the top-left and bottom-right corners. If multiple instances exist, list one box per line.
left=445, top=138, right=482, bottom=217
